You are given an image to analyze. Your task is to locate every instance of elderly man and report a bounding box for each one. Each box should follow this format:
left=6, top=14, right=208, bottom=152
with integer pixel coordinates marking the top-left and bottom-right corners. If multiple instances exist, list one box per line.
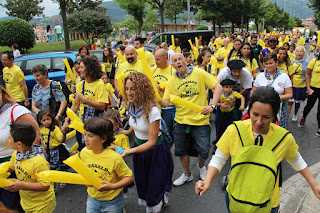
left=115, top=45, right=144, bottom=93
left=160, top=42, right=175, bottom=64
left=160, top=52, right=222, bottom=186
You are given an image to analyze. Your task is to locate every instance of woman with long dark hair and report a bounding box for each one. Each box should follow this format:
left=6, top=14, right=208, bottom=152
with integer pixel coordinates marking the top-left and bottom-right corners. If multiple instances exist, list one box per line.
left=239, top=43, right=259, bottom=78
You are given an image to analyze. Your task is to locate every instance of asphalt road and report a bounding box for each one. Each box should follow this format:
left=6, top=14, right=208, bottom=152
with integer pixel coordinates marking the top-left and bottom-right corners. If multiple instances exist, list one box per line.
left=54, top=47, right=320, bottom=213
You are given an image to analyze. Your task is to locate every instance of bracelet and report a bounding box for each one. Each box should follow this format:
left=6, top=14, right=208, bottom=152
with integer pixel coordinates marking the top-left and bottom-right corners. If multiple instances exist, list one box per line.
left=57, top=113, right=62, bottom=117
left=24, top=99, right=29, bottom=102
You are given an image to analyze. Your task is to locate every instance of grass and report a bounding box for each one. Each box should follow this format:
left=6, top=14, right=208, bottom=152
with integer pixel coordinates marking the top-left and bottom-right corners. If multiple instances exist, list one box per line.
left=0, top=40, right=91, bottom=54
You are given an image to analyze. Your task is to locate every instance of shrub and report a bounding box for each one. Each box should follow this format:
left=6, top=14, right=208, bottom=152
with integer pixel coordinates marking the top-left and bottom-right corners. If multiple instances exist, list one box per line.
left=196, top=25, right=209, bottom=30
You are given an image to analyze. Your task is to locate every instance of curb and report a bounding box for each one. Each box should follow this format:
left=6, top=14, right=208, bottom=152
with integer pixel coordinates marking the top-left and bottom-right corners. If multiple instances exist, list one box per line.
left=280, top=162, right=320, bottom=213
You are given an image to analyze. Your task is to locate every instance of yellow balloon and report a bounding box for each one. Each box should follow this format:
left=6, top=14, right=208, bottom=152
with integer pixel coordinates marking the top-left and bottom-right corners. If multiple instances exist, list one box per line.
left=36, top=170, right=90, bottom=185
left=0, top=177, right=13, bottom=188
left=66, top=108, right=84, bottom=134
left=70, top=142, right=79, bottom=153
left=170, top=94, right=203, bottom=113
left=63, top=59, right=76, bottom=83
left=63, top=154, right=103, bottom=188
left=0, top=162, right=10, bottom=178
left=117, top=51, right=126, bottom=63
left=171, top=35, right=175, bottom=49
left=66, top=130, right=76, bottom=140
left=116, top=74, right=126, bottom=97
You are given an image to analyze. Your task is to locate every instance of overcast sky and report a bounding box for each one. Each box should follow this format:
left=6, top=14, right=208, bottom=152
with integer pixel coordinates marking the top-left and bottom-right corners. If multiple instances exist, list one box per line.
left=0, top=0, right=112, bottom=18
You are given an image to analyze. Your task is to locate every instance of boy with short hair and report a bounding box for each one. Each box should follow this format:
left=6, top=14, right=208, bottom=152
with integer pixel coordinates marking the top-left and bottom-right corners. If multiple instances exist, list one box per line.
left=4, top=122, right=56, bottom=213
left=215, top=79, right=245, bottom=143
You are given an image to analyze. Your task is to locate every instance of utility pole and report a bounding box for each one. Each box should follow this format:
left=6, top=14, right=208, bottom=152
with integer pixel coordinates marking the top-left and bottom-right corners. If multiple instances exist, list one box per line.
left=187, top=0, right=191, bottom=31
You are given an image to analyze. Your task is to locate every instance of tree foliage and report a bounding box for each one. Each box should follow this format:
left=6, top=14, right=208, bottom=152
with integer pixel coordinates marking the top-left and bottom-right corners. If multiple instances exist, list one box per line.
left=114, top=0, right=147, bottom=35
left=164, top=0, right=186, bottom=31
left=146, top=0, right=167, bottom=33
left=66, top=0, right=106, bottom=14
left=68, top=10, right=111, bottom=46
left=309, top=0, right=320, bottom=28
left=0, top=0, right=44, bottom=22
left=0, top=19, right=35, bottom=51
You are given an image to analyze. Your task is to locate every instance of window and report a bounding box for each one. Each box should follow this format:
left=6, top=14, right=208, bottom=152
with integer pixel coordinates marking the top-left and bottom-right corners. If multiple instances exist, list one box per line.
left=14, top=61, right=22, bottom=68
left=25, top=58, right=51, bottom=76
left=53, top=57, right=66, bottom=72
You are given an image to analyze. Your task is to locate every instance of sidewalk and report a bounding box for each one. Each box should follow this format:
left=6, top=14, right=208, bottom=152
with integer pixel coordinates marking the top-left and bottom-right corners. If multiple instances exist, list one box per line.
left=280, top=162, right=320, bottom=213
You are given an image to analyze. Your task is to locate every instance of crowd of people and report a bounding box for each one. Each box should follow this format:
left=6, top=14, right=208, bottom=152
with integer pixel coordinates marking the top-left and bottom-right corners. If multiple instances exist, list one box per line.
left=1, top=30, right=320, bottom=213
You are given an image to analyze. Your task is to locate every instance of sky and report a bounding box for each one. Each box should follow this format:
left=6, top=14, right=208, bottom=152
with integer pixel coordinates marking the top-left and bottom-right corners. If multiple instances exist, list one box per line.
left=0, top=0, right=112, bottom=18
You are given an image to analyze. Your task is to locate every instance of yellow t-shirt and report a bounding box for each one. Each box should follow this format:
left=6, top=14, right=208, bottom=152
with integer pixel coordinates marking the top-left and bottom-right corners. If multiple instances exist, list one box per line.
left=307, top=58, right=320, bottom=88
left=217, top=119, right=299, bottom=208
left=220, top=91, right=243, bottom=112
left=114, top=134, right=130, bottom=150
left=137, top=49, right=155, bottom=66
left=209, top=56, right=218, bottom=76
left=288, top=52, right=295, bottom=61
left=105, top=83, right=115, bottom=100
left=3, top=64, right=25, bottom=102
left=80, top=147, right=133, bottom=201
left=40, top=126, right=63, bottom=149
left=225, top=49, right=241, bottom=62
left=115, top=60, right=144, bottom=79
left=278, top=62, right=293, bottom=76
left=9, top=151, right=56, bottom=212
left=297, top=37, right=305, bottom=47
left=103, top=62, right=112, bottom=73
left=241, top=58, right=259, bottom=75
left=169, top=45, right=181, bottom=53
left=115, top=57, right=123, bottom=69
left=76, top=79, right=109, bottom=116
left=214, top=38, right=225, bottom=50
left=163, top=67, right=219, bottom=126
left=215, top=47, right=228, bottom=68
left=152, top=65, right=175, bottom=98
left=75, top=76, right=83, bottom=86
left=292, top=61, right=306, bottom=88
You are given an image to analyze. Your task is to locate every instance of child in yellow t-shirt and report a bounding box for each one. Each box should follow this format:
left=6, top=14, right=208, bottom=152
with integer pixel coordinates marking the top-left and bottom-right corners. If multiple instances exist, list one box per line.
left=81, top=117, right=134, bottom=212
left=215, top=79, right=245, bottom=143
left=37, top=110, right=69, bottom=188
left=103, top=108, right=130, bottom=154
left=101, top=73, right=120, bottom=107
left=5, top=122, right=56, bottom=213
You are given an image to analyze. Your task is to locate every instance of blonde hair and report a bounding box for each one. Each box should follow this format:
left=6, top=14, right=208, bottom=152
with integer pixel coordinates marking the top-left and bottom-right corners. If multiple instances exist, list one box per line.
left=123, top=72, right=160, bottom=121
left=0, top=85, right=15, bottom=104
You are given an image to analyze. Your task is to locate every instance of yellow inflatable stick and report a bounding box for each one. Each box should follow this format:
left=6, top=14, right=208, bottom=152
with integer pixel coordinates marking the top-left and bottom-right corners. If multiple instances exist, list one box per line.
left=63, top=154, right=103, bottom=188
left=0, top=162, right=10, bottom=178
left=66, top=130, right=76, bottom=140
left=263, top=29, right=267, bottom=36
left=171, top=35, right=175, bottom=50
left=70, top=142, right=79, bottom=152
left=116, top=74, right=125, bottom=97
left=285, top=35, right=289, bottom=43
left=317, top=31, right=320, bottom=47
left=36, top=170, right=90, bottom=185
left=116, top=51, right=126, bottom=63
left=66, top=108, right=84, bottom=134
left=159, top=82, right=167, bottom=90
left=69, top=94, right=75, bottom=102
left=136, top=48, right=162, bottom=101
left=119, top=106, right=126, bottom=115
left=170, top=94, right=203, bottom=113
left=195, top=37, right=199, bottom=48
left=63, top=59, right=76, bottom=83
left=0, top=178, right=13, bottom=188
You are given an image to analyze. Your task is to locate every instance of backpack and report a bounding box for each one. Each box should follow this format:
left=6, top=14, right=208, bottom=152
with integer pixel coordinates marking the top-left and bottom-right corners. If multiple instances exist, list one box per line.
left=49, top=79, right=72, bottom=116
left=228, top=121, right=289, bottom=213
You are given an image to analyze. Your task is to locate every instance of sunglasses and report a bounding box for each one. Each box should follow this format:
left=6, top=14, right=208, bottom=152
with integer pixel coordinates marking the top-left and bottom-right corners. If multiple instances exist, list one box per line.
left=74, top=60, right=81, bottom=65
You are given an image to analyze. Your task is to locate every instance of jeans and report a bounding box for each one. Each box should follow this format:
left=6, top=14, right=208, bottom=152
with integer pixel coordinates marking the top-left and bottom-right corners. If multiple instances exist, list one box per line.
left=86, top=192, right=123, bottom=213
left=225, top=191, right=280, bottom=213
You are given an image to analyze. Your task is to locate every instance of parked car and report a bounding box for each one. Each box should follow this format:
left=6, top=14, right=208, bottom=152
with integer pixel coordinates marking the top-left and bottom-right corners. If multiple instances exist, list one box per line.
left=2, top=51, right=78, bottom=99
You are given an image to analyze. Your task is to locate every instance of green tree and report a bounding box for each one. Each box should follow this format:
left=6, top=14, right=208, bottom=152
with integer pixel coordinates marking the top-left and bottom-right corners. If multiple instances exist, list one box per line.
left=115, top=0, right=147, bottom=35
left=164, top=0, right=186, bottom=31
left=66, top=0, right=106, bottom=14
left=52, top=0, right=70, bottom=50
left=68, top=10, right=111, bottom=46
left=0, top=19, right=35, bottom=51
left=146, top=0, right=167, bottom=33
left=0, top=0, right=44, bottom=22
left=309, top=0, right=320, bottom=28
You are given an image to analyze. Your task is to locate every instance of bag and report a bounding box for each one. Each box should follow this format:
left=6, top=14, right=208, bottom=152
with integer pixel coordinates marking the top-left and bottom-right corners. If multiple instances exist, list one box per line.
left=49, top=80, right=72, bottom=115
left=228, top=121, right=289, bottom=213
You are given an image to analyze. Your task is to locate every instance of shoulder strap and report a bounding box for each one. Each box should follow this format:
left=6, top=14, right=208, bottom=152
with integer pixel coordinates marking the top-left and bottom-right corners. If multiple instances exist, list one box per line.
left=208, top=64, right=212, bottom=74
left=49, top=80, right=54, bottom=98
left=11, top=104, right=19, bottom=123
left=82, top=81, right=85, bottom=95
left=234, top=121, right=251, bottom=147
left=46, top=130, right=51, bottom=157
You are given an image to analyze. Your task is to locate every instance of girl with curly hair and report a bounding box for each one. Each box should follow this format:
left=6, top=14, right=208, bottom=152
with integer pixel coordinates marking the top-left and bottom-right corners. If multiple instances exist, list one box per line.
left=121, top=72, right=174, bottom=213
left=62, top=56, right=109, bottom=151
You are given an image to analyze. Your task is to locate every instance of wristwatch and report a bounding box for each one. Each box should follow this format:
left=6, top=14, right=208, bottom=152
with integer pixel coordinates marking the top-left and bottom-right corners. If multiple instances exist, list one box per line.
left=210, top=104, right=216, bottom=109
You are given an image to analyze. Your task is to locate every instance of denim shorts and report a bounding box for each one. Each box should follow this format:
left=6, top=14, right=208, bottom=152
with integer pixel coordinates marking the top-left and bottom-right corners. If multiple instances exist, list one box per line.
left=173, top=123, right=211, bottom=160
left=86, top=191, right=123, bottom=213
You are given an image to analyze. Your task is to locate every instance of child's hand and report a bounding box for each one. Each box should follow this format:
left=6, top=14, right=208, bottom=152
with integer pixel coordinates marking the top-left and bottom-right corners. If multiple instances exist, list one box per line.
left=195, top=180, right=210, bottom=196
left=220, top=103, right=228, bottom=109
left=4, top=179, right=24, bottom=192
left=61, top=125, right=68, bottom=134
left=109, top=145, right=116, bottom=151
left=239, top=105, right=245, bottom=111
left=97, top=181, right=114, bottom=191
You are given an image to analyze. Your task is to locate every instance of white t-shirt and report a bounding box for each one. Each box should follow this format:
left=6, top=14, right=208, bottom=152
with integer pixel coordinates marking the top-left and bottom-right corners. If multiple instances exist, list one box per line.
left=0, top=105, right=30, bottom=158
left=13, top=49, right=20, bottom=58
left=217, top=67, right=253, bottom=90
left=253, top=72, right=292, bottom=95
left=167, top=49, right=175, bottom=64
left=129, top=106, right=161, bottom=140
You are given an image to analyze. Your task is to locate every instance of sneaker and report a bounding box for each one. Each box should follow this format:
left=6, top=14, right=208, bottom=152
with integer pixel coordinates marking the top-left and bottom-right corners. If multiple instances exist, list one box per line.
left=173, top=173, right=193, bottom=186
left=298, top=118, right=305, bottom=127
left=197, top=163, right=207, bottom=181
left=292, top=114, right=298, bottom=122
left=316, top=130, right=320, bottom=137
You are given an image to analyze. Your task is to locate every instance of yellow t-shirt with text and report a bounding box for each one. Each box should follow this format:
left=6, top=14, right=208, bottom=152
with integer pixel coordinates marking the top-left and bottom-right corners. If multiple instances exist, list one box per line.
left=241, top=58, right=259, bottom=75
left=3, top=64, right=25, bottom=102
left=220, top=91, right=243, bottom=112
left=152, top=65, right=175, bottom=98
left=169, top=45, right=181, bottom=53
left=115, top=60, right=144, bottom=79
left=80, top=148, right=133, bottom=201
left=163, top=67, right=218, bottom=126
left=215, top=47, right=228, bottom=68
left=105, top=83, right=115, bottom=100
left=307, top=58, right=320, bottom=88
left=288, top=52, right=295, bottom=61
left=137, top=49, right=155, bottom=66
left=292, top=61, right=306, bottom=88
left=217, top=119, right=298, bottom=208
left=225, top=49, right=241, bottom=62
left=9, top=151, right=56, bottom=212
left=278, top=62, right=293, bottom=76
left=40, top=126, right=63, bottom=149
left=214, top=37, right=224, bottom=50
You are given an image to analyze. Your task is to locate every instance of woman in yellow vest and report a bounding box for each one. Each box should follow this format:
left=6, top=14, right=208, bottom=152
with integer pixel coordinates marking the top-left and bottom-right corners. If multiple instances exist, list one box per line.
left=195, top=86, right=320, bottom=212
